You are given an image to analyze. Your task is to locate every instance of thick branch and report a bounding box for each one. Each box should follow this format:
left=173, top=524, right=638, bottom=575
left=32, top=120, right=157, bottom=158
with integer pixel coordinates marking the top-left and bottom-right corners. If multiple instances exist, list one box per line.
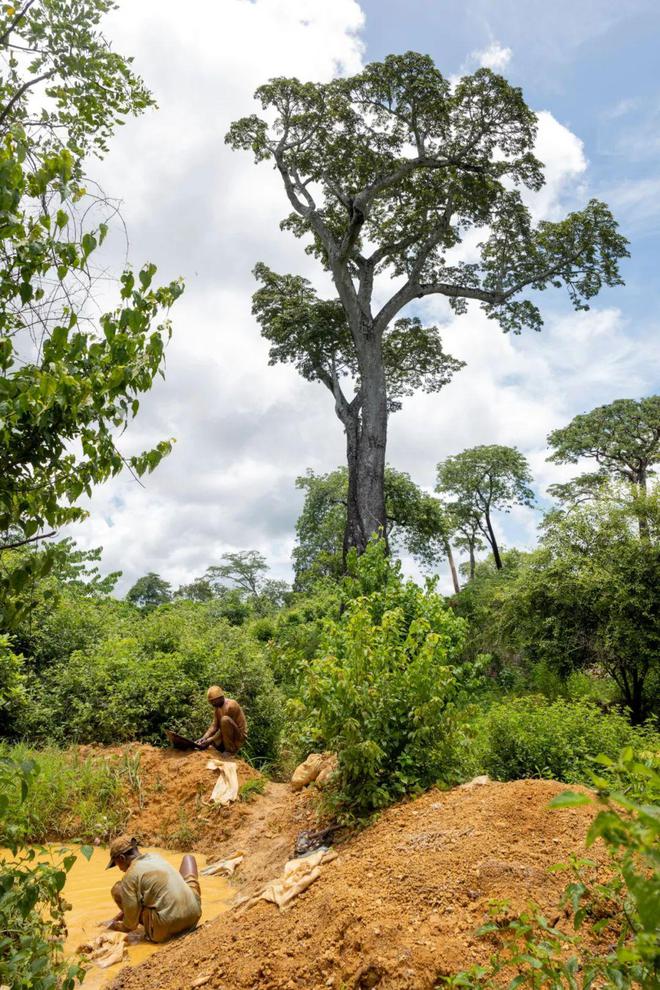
left=1, top=530, right=56, bottom=550
left=0, top=68, right=56, bottom=129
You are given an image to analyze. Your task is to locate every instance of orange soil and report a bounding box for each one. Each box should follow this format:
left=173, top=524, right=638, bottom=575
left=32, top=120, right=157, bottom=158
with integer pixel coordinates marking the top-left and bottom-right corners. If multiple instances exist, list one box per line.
left=103, top=756, right=607, bottom=990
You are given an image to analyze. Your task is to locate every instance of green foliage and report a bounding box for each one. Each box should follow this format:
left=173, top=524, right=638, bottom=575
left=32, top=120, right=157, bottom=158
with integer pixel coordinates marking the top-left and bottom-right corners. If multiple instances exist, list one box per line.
left=444, top=751, right=659, bottom=990
left=239, top=776, right=267, bottom=802
left=0, top=634, right=27, bottom=736
left=22, top=601, right=285, bottom=764
left=252, top=263, right=464, bottom=416
left=453, top=484, right=660, bottom=723
left=228, top=54, right=627, bottom=334
left=175, top=551, right=290, bottom=620
left=471, top=697, right=658, bottom=783
left=126, top=572, right=173, bottom=610
left=437, top=444, right=536, bottom=570
left=293, top=466, right=456, bottom=590
left=0, top=744, right=128, bottom=844
left=0, top=756, right=92, bottom=989
left=0, top=0, right=183, bottom=623
left=295, top=541, right=473, bottom=820
left=547, top=395, right=660, bottom=489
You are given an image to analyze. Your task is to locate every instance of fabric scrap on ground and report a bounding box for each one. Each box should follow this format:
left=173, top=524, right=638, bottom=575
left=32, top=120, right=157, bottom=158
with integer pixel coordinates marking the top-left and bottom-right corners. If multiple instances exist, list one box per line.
left=78, top=931, right=127, bottom=968
left=208, top=761, right=239, bottom=805
left=238, top=847, right=338, bottom=913
left=201, top=853, right=244, bottom=876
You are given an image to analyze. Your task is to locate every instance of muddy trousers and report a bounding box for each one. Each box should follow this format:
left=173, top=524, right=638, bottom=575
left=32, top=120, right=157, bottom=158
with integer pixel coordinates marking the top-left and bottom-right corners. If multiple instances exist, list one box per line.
left=212, top=715, right=245, bottom=754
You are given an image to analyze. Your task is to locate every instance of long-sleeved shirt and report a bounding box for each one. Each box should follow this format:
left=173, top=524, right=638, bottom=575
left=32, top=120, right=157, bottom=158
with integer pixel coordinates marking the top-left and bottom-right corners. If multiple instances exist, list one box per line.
left=119, top=853, right=201, bottom=942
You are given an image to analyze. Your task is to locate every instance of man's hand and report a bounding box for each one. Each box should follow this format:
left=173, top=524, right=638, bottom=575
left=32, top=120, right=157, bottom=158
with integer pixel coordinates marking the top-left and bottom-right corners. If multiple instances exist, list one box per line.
left=196, top=738, right=211, bottom=749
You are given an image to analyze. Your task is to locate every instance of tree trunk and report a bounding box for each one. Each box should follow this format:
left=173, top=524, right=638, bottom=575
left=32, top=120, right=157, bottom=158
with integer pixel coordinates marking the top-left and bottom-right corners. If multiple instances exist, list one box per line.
left=484, top=511, right=503, bottom=570
left=635, top=470, right=649, bottom=540
left=343, top=413, right=363, bottom=562
left=469, top=545, right=475, bottom=581
left=344, top=325, right=388, bottom=555
left=444, top=540, right=460, bottom=594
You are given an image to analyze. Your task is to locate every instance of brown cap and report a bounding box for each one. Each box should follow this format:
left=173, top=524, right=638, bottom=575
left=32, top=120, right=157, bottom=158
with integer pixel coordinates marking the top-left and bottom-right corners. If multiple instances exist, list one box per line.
left=106, top=834, right=138, bottom=870
left=207, top=685, right=225, bottom=702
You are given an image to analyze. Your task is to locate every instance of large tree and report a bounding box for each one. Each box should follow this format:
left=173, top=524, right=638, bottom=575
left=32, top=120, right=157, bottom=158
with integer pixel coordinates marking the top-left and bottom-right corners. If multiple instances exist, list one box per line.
left=436, top=444, right=535, bottom=570
left=227, top=52, right=627, bottom=556
left=0, top=0, right=183, bottom=623
left=547, top=396, right=660, bottom=536
left=293, top=466, right=460, bottom=592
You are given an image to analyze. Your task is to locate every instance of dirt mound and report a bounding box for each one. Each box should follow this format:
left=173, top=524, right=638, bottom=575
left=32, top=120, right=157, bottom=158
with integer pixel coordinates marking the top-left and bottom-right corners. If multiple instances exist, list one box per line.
left=83, top=744, right=322, bottom=892
left=110, top=778, right=606, bottom=990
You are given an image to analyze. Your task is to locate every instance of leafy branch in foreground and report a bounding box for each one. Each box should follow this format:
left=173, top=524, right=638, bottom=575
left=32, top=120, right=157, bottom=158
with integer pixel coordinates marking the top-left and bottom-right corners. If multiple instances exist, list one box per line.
left=0, top=754, right=93, bottom=990
left=442, top=748, right=660, bottom=989
left=0, top=1, right=184, bottom=624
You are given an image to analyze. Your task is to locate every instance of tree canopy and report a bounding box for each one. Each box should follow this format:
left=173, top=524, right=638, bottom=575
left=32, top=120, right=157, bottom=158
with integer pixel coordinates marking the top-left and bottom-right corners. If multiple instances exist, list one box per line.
left=547, top=396, right=660, bottom=489
left=228, top=52, right=627, bottom=557
left=436, top=444, right=535, bottom=570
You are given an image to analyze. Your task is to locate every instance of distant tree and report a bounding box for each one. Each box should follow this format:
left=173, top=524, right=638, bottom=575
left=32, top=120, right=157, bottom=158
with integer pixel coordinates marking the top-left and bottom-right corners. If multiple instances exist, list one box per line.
left=294, top=466, right=460, bottom=593
left=446, top=503, right=486, bottom=582
left=206, top=551, right=269, bottom=597
left=228, top=52, right=627, bottom=558
left=126, top=573, right=172, bottom=610
left=547, top=396, right=660, bottom=536
left=203, top=552, right=290, bottom=617
left=174, top=578, right=214, bottom=602
left=436, top=445, right=535, bottom=570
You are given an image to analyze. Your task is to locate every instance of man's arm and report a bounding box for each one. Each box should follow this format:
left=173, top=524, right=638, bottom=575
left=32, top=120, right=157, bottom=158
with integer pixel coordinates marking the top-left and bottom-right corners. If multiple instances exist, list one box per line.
left=109, top=873, right=141, bottom=932
left=196, top=716, right=218, bottom=747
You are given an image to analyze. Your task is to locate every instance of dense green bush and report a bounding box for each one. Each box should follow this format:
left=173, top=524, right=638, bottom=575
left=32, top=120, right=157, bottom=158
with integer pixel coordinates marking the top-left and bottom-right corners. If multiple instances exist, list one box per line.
left=471, top=697, right=658, bottom=783
left=453, top=488, right=660, bottom=724
left=0, top=636, right=27, bottom=738
left=22, top=602, right=285, bottom=764
left=295, top=542, right=475, bottom=820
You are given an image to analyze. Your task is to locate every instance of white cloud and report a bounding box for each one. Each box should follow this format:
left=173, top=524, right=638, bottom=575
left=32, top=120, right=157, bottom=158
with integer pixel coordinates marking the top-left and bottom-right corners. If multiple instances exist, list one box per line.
left=471, top=41, right=512, bottom=71
left=61, top=2, right=651, bottom=596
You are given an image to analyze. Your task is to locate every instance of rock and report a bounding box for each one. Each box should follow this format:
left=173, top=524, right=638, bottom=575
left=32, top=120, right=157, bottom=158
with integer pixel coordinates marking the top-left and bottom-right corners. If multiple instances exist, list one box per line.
left=460, top=775, right=490, bottom=790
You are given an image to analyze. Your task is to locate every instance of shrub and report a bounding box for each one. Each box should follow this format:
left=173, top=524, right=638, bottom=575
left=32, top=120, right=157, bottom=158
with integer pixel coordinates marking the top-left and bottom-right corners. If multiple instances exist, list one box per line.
left=0, top=756, right=90, bottom=990
left=473, top=697, right=658, bottom=783
left=0, top=636, right=27, bottom=738
left=296, top=542, right=475, bottom=820
left=26, top=602, right=285, bottom=765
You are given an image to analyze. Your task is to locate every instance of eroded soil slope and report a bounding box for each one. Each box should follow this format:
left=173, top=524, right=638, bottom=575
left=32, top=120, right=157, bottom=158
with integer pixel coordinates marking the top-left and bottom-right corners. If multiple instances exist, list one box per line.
left=110, top=774, right=605, bottom=990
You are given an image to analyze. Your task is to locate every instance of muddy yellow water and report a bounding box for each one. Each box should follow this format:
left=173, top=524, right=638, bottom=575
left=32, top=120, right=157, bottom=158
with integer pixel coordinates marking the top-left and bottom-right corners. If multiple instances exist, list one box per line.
left=2, top=845, right=232, bottom=989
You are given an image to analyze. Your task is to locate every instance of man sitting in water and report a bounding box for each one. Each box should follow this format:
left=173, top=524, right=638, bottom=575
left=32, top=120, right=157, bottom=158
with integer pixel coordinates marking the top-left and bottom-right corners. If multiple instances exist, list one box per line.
left=104, top=836, right=202, bottom=943
left=195, top=684, right=247, bottom=755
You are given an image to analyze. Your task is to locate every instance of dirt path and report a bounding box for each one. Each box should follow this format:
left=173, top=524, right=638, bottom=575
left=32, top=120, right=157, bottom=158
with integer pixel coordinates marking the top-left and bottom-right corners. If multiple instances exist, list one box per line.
left=107, top=771, right=607, bottom=990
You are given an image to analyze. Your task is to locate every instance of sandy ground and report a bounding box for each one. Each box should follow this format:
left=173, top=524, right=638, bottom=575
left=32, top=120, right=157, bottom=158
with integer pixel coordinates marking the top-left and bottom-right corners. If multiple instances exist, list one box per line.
left=90, top=747, right=607, bottom=990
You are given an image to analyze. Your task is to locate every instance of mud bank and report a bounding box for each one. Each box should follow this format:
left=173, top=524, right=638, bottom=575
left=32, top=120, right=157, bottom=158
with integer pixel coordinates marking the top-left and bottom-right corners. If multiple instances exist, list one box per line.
left=107, top=773, right=606, bottom=990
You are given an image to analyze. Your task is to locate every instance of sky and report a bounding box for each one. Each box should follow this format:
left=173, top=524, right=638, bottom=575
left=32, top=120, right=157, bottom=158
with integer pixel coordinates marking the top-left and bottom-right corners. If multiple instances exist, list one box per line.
left=65, top=0, right=660, bottom=593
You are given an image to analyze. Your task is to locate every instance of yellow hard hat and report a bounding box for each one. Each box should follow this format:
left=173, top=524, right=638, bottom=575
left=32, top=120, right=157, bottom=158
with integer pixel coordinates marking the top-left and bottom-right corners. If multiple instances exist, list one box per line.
left=207, top=685, right=224, bottom=702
